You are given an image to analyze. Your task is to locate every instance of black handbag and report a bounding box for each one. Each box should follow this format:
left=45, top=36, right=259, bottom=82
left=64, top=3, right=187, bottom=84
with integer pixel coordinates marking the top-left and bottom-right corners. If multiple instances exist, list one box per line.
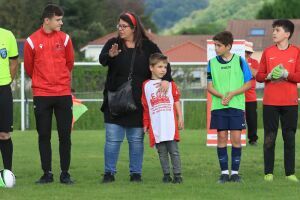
left=107, top=49, right=137, bottom=117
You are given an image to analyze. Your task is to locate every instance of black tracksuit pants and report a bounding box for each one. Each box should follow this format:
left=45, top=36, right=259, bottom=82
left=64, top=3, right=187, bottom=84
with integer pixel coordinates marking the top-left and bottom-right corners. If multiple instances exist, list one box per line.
left=245, top=101, right=258, bottom=142
left=33, top=96, right=73, bottom=173
left=263, top=105, right=298, bottom=176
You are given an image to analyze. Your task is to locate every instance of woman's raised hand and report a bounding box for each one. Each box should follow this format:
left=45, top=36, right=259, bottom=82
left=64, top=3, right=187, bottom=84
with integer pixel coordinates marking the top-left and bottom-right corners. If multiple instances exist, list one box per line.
left=108, top=43, right=121, bottom=57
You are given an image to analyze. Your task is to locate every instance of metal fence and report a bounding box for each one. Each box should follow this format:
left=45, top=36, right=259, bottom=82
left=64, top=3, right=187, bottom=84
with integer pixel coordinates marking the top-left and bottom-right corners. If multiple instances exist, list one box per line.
left=17, top=62, right=209, bottom=130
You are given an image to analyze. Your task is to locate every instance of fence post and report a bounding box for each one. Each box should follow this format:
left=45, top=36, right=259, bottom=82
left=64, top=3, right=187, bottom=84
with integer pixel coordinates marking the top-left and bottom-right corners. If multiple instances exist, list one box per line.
left=21, top=63, right=25, bottom=131
left=181, top=99, right=185, bottom=122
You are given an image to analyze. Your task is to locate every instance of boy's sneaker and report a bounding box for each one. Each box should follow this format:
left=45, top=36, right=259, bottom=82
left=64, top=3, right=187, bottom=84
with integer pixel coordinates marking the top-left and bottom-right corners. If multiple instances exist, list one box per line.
left=218, top=174, right=230, bottom=184
left=35, top=172, right=54, bottom=184
left=286, top=175, right=299, bottom=183
left=60, top=172, right=74, bottom=184
left=172, top=174, right=183, bottom=184
left=162, top=174, right=172, bottom=183
left=264, top=174, right=273, bottom=182
left=102, top=172, right=115, bottom=183
left=130, top=173, right=142, bottom=182
left=230, top=174, right=242, bottom=183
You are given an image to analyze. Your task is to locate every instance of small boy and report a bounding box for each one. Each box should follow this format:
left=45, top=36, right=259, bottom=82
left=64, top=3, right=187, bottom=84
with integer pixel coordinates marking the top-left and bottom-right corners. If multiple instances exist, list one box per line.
left=142, top=53, right=184, bottom=183
left=256, top=19, right=300, bottom=182
left=207, top=31, right=252, bottom=183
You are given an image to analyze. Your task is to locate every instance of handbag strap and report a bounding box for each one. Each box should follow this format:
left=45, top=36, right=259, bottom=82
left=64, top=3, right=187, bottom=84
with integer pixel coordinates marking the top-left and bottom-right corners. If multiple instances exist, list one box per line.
left=128, top=48, right=137, bottom=80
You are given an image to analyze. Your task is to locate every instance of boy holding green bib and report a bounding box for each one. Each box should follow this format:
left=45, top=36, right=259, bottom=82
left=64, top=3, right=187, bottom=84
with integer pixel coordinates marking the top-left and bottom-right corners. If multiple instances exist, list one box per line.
left=207, top=31, right=252, bottom=183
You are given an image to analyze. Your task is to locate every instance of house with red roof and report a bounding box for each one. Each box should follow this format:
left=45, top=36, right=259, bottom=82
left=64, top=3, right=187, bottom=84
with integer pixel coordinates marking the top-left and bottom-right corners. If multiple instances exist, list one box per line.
left=80, top=19, right=300, bottom=62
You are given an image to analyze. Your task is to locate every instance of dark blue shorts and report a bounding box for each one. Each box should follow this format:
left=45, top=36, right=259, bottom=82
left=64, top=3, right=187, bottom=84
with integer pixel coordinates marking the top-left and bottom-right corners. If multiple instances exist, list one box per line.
left=210, top=108, right=246, bottom=131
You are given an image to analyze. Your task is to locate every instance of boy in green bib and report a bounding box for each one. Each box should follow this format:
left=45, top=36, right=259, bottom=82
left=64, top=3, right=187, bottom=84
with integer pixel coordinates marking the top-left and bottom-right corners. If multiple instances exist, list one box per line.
left=207, top=31, right=252, bottom=183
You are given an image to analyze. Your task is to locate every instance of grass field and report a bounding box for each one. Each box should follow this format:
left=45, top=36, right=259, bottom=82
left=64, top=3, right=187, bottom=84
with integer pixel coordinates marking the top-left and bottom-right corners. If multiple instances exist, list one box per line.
left=1, top=129, right=300, bottom=200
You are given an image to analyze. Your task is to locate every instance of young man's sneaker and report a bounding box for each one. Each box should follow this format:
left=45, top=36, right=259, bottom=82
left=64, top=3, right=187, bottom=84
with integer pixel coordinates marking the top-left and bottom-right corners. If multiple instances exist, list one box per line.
left=35, top=172, right=54, bottom=184
left=264, top=174, right=273, bottom=182
left=218, top=174, right=229, bottom=184
left=249, top=141, right=257, bottom=146
left=162, top=174, right=172, bottom=183
left=230, top=174, right=242, bottom=183
left=286, top=175, right=299, bottom=183
left=60, top=172, right=74, bottom=184
left=172, top=174, right=183, bottom=184
left=102, top=172, right=115, bottom=183
left=130, top=173, right=142, bottom=182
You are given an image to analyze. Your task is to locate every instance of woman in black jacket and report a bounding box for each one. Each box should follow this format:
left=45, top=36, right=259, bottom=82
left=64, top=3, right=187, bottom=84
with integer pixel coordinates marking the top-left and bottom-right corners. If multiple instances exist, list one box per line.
left=99, top=12, right=172, bottom=183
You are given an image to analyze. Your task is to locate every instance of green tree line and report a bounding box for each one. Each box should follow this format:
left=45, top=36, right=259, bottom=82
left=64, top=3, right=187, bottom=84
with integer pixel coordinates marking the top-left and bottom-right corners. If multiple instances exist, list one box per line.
left=0, top=0, right=155, bottom=59
left=144, top=0, right=208, bottom=29
left=257, top=0, right=300, bottom=19
left=163, top=0, right=271, bottom=35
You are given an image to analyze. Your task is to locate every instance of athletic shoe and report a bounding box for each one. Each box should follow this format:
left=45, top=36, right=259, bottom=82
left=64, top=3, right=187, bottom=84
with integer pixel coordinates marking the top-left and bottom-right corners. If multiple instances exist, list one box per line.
left=102, top=172, right=115, bottom=183
left=130, top=173, right=142, bottom=182
left=35, top=172, right=54, bottom=184
left=230, top=174, right=242, bottom=183
left=286, top=175, right=299, bottom=183
left=172, top=174, right=183, bottom=184
left=218, top=174, right=230, bottom=184
left=162, top=174, right=172, bottom=183
left=264, top=174, right=273, bottom=182
left=60, top=172, right=74, bottom=184
left=249, top=141, right=257, bottom=146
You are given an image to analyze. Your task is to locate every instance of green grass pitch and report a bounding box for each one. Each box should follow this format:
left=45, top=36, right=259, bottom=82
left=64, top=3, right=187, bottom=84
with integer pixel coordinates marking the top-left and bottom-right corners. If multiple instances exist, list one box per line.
left=1, top=129, right=300, bottom=199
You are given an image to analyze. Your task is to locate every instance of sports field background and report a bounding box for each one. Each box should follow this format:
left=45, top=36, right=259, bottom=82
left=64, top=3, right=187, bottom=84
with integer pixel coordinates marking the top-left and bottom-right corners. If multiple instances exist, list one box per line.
left=1, top=130, right=300, bottom=199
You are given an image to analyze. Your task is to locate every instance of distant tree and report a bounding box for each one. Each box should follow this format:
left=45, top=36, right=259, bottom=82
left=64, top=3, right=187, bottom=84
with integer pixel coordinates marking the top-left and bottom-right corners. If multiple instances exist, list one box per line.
left=257, top=0, right=300, bottom=19
left=144, top=0, right=208, bottom=29
left=0, top=0, right=156, bottom=60
left=178, top=23, right=224, bottom=35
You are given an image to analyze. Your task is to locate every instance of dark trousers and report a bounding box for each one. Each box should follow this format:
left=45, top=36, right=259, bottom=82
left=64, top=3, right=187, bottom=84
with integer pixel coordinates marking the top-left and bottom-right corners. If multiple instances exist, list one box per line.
left=33, top=96, right=73, bottom=173
left=263, top=105, right=298, bottom=176
left=245, top=101, right=258, bottom=142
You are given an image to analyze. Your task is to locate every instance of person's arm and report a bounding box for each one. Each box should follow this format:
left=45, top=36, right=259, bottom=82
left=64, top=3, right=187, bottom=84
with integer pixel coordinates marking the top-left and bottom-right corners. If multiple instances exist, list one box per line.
left=23, top=39, right=34, bottom=78
left=206, top=61, right=224, bottom=99
left=141, top=82, right=150, bottom=133
left=174, top=101, right=184, bottom=130
left=207, top=82, right=224, bottom=98
left=9, top=59, right=18, bottom=80
left=256, top=51, right=268, bottom=82
left=65, top=35, right=74, bottom=72
left=172, top=82, right=184, bottom=129
left=285, top=50, right=300, bottom=83
left=8, top=31, right=19, bottom=81
left=223, top=57, right=252, bottom=105
left=222, top=82, right=251, bottom=105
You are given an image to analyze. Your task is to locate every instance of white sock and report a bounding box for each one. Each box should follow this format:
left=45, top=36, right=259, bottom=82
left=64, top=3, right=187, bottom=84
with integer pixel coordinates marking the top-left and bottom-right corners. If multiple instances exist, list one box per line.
left=231, top=170, right=239, bottom=175
left=221, top=170, right=229, bottom=175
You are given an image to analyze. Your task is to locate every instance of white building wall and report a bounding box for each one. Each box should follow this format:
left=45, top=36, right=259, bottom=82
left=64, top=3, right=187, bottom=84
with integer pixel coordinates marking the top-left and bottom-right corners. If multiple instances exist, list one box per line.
left=82, top=45, right=103, bottom=61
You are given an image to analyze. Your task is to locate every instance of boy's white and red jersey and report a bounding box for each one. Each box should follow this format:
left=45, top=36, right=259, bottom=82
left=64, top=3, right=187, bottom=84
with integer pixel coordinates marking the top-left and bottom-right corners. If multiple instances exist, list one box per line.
left=142, top=79, right=180, bottom=147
